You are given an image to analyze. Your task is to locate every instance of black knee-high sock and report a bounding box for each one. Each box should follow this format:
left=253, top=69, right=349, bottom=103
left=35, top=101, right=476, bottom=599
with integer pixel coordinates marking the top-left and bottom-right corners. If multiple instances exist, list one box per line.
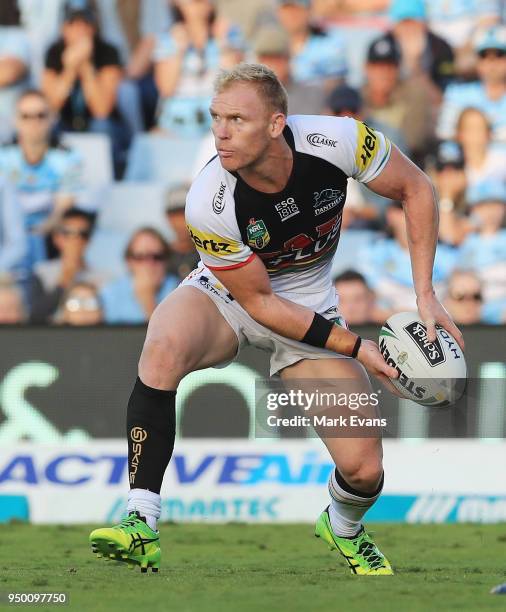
left=127, top=376, right=176, bottom=493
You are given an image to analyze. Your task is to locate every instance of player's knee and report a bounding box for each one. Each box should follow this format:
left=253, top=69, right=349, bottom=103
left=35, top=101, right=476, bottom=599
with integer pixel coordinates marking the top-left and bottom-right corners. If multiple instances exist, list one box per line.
left=138, top=335, right=192, bottom=389
left=340, top=460, right=383, bottom=494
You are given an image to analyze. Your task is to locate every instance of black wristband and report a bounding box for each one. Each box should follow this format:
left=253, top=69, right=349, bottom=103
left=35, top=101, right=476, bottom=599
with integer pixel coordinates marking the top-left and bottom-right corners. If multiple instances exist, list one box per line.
left=301, top=313, right=334, bottom=348
left=351, top=336, right=362, bottom=358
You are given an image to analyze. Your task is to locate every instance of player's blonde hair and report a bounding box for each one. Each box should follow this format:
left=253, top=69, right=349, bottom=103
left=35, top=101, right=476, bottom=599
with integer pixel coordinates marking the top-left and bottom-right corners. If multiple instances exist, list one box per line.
left=213, top=63, right=288, bottom=116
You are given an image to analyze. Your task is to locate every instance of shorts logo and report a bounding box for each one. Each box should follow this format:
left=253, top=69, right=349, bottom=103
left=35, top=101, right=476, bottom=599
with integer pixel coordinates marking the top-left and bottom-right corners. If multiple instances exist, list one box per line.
left=212, top=182, right=226, bottom=214
left=313, top=188, right=345, bottom=216
left=274, top=197, right=299, bottom=222
left=404, top=322, right=445, bottom=367
left=356, top=122, right=378, bottom=172
left=307, top=133, right=338, bottom=148
left=187, top=225, right=240, bottom=256
left=197, top=275, right=233, bottom=303
left=246, top=218, right=270, bottom=249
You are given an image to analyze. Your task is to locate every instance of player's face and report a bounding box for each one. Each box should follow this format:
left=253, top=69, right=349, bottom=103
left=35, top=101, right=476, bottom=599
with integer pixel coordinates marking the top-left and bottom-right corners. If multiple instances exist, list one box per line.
left=210, top=83, right=278, bottom=172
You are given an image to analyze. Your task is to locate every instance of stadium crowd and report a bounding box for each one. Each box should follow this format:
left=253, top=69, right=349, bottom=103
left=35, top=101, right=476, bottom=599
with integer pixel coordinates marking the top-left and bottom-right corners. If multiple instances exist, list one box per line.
left=0, top=0, right=505, bottom=326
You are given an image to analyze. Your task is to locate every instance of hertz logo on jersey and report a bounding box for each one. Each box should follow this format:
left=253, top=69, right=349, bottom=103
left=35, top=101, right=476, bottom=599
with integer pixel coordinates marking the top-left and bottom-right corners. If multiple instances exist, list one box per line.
left=187, top=224, right=241, bottom=255
left=355, top=122, right=379, bottom=173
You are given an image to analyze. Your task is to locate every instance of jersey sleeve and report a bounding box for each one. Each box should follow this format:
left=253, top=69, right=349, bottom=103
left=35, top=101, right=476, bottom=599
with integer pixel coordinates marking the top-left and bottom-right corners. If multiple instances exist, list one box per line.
left=288, top=115, right=392, bottom=183
left=185, top=169, right=255, bottom=271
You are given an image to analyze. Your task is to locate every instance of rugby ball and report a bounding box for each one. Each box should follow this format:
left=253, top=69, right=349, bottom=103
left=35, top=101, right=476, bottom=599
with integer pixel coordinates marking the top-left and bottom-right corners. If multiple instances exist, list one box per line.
left=379, top=312, right=467, bottom=407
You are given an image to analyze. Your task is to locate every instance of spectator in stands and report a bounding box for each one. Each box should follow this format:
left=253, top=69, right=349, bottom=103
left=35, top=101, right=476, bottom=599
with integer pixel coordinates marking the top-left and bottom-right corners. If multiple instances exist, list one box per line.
left=0, top=89, right=84, bottom=270
left=0, top=275, right=27, bottom=324
left=100, top=227, right=179, bottom=324
left=153, top=0, right=223, bottom=137
left=358, top=201, right=457, bottom=311
left=253, top=25, right=325, bottom=115
left=215, top=0, right=277, bottom=42
left=386, top=0, right=455, bottom=93
left=437, top=25, right=506, bottom=143
left=276, top=0, right=347, bottom=89
left=362, top=34, right=433, bottom=165
left=333, top=270, right=384, bottom=325
left=424, top=0, right=500, bottom=77
left=455, top=107, right=506, bottom=188
left=0, top=176, right=27, bottom=282
left=41, top=1, right=129, bottom=178
left=164, top=183, right=199, bottom=281
left=30, top=207, right=106, bottom=323
left=432, top=140, right=471, bottom=246
left=58, top=280, right=103, bottom=325
left=0, top=0, right=30, bottom=143
left=458, top=181, right=506, bottom=303
left=94, top=0, right=170, bottom=130
left=443, top=269, right=483, bottom=325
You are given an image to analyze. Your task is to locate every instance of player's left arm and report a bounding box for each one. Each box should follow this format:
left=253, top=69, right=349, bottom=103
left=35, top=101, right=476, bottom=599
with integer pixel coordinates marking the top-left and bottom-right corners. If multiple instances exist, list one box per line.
left=365, top=144, right=464, bottom=350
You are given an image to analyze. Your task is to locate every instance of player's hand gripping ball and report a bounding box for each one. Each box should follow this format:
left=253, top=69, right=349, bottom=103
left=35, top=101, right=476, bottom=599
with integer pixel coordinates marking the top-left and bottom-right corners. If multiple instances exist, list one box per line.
left=379, top=312, right=467, bottom=407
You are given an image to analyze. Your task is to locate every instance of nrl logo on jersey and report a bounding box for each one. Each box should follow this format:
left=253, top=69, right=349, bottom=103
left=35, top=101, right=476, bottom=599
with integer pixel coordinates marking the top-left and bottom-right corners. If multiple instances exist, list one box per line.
left=212, top=182, right=226, bottom=214
left=307, top=133, right=338, bottom=148
left=313, top=188, right=345, bottom=216
left=246, top=218, right=270, bottom=249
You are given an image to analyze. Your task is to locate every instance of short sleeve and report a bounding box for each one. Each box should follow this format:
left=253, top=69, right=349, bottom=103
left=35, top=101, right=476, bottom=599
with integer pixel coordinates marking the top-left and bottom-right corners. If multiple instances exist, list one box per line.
left=96, top=40, right=121, bottom=68
left=58, top=150, right=84, bottom=196
left=185, top=168, right=254, bottom=271
left=288, top=115, right=392, bottom=183
left=45, top=41, right=63, bottom=71
left=153, top=32, right=177, bottom=61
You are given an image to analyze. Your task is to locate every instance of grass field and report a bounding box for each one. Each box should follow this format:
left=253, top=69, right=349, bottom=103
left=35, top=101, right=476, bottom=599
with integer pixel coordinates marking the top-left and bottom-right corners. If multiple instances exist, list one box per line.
left=0, top=523, right=505, bottom=612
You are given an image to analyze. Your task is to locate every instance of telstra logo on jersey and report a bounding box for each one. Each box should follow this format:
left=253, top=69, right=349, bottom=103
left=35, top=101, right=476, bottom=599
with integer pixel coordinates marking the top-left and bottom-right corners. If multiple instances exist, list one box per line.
left=306, top=133, right=338, bottom=148
left=212, top=182, right=226, bottom=214
left=313, top=188, right=345, bottom=216
left=246, top=218, right=270, bottom=249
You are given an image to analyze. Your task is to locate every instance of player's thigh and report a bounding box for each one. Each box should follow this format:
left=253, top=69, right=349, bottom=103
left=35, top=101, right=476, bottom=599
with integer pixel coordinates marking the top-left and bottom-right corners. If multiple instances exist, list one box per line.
left=280, top=357, right=383, bottom=475
left=139, top=286, right=239, bottom=384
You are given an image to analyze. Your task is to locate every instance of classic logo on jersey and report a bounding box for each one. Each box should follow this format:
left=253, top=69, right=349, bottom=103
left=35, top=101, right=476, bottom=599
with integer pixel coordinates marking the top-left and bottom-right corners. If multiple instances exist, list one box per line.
left=306, top=133, right=338, bottom=148
left=404, top=322, right=445, bottom=367
left=274, top=197, right=299, bottom=222
left=212, top=182, right=226, bottom=214
left=187, top=224, right=240, bottom=256
left=313, top=188, right=345, bottom=216
left=355, top=122, right=378, bottom=173
left=246, top=218, right=270, bottom=249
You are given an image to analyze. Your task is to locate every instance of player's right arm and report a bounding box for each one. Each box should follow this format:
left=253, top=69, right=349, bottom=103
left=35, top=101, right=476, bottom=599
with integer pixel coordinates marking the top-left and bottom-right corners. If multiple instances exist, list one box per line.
left=210, top=254, right=398, bottom=384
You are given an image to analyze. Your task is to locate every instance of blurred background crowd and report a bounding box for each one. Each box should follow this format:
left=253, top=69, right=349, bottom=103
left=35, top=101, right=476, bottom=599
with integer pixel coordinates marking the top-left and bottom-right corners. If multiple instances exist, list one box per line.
left=0, top=0, right=505, bottom=327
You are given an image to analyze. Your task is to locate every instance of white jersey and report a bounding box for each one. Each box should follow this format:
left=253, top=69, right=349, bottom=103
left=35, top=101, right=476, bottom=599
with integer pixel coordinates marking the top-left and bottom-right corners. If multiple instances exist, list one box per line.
left=185, top=115, right=391, bottom=307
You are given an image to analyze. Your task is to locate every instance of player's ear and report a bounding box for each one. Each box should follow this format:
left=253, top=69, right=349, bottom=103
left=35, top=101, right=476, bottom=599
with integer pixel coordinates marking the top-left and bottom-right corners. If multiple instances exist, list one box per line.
left=269, top=112, right=286, bottom=138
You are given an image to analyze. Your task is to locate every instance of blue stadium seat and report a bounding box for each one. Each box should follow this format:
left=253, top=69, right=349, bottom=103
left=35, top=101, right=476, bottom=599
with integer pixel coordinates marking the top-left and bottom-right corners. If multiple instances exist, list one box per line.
left=61, top=132, right=114, bottom=187
left=96, top=182, right=171, bottom=236
left=88, top=182, right=174, bottom=275
left=125, top=133, right=204, bottom=185
left=331, top=229, right=380, bottom=277
left=86, top=228, right=130, bottom=277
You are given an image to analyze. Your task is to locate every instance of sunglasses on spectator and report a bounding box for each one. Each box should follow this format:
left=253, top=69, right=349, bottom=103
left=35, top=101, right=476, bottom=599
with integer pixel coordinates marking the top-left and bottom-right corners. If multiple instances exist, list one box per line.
left=127, top=252, right=167, bottom=262
left=19, top=111, right=50, bottom=121
left=478, top=49, right=506, bottom=59
left=58, top=227, right=91, bottom=239
left=65, top=296, right=101, bottom=312
left=450, top=292, right=482, bottom=302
